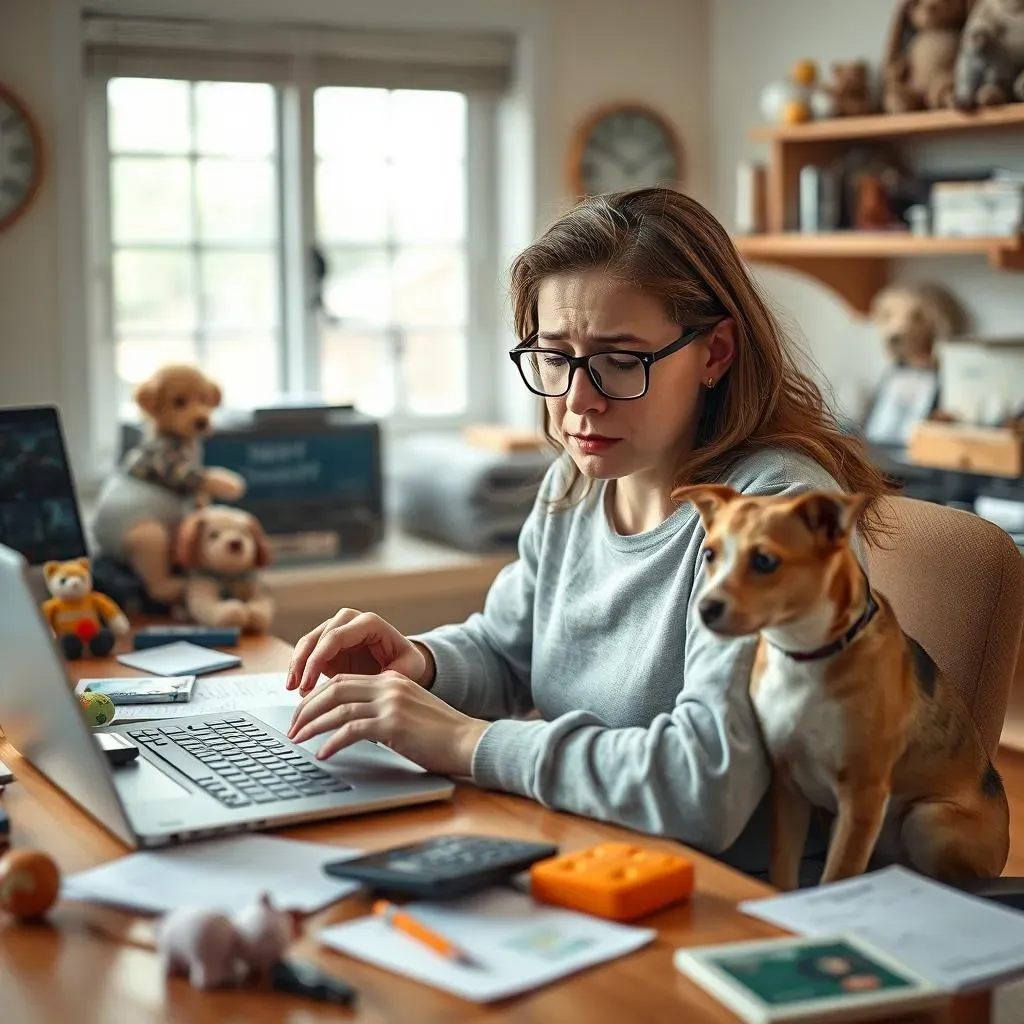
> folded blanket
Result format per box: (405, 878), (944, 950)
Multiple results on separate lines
(389, 434), (555, 551)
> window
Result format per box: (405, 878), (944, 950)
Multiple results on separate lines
(86, 18), (510, 431)
(106, 78), (282, 414)
(315, 87), (469, 417)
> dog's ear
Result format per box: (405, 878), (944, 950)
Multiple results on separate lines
(791, 491), (869, 545)
(673, 484), (740, 528)
(174, 511), (206, 570)
(204, 378), (222, 408)
(248, 515), (273, 568)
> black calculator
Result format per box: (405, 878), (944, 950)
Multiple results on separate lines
(322, 834), (559, 900)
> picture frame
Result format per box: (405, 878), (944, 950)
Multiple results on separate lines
(863, 367), (940, 448)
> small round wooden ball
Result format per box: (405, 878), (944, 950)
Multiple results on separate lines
(0, 849), (61, 919)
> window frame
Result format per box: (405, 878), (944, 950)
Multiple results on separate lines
(85, 64), (499, 473)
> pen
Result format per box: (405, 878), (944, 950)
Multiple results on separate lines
(372, 899), (479, 967)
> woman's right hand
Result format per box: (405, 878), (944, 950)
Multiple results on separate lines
(284, 609), (432, 696)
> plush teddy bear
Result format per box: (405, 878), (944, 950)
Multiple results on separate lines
(869, 283), (970, 369)
(827, 61), (878, 116)
(89, 365), (246, 607)
(41, 557), (130, 659)
(954, 0), (1024, 106)
(175, 505), (275, 633)
(883, 0), (972, 112)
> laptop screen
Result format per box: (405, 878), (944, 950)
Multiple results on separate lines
(0, 405), (88, 565)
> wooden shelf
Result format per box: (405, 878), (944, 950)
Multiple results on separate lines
(744, 103), (1024, 312)
(737, 232), (1022, 258)
(735, 233), (1024, 315)
(751, 103), (1024, 143)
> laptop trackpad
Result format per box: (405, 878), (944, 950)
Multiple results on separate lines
(114, 755), (193, 803)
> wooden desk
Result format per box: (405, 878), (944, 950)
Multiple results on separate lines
(0, 636), (990, 1023)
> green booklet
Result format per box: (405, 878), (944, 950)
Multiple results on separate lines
(674, 934), (946, 1023)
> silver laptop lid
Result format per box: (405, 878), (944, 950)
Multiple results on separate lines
(0, 543), (136, 846)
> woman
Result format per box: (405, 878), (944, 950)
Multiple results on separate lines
(284, 187), (893, 880)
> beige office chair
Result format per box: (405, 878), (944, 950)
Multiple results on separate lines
(865, 495), (1024, 759)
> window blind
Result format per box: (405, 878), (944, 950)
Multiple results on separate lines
(82, 13), (516, 92)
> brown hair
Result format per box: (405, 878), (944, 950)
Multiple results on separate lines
(508, 188), (896, 544)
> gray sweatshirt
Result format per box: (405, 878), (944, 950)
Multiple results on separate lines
(411, 447), (845, 875)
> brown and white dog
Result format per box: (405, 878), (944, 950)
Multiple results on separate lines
(676, 484), (1009, 890)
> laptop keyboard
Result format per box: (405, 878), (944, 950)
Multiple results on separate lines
(127, 715), (352, 809)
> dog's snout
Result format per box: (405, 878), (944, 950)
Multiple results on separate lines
(194, 415), (209, 432)
(227, 538), (244, 554)
(699, 598), (727, 628)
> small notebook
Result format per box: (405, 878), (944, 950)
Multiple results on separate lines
(116, 641), (242, 677)
(674, 933), (945, 1024)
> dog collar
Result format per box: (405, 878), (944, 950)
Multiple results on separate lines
(771, 587), (880, 663)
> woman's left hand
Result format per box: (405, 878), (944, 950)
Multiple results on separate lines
(286, 672), (490, 777)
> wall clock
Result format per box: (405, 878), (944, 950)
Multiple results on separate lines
(0, 83), (43, 233)
(568, 103), (684, 198)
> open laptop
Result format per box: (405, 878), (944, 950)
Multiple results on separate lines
(0, 543), (454, 848)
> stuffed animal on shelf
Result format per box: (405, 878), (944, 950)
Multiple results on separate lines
(869, 282), (970, 369)
(882, 0), (972, 112)
(826, 60), (878, 116)
(954, 0), (1024, 107)
(89, 365), (246, 608)
(41, 558), (130, 659)
(175, 505), (275, 633)
(157, 892), (301, 990)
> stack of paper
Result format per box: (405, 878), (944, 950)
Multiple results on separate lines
(317, 889), (656, 1002)
(61, 835), (362, 914)
(740, 865), (1024, 993)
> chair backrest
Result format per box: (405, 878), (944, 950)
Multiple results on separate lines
(865, 496), (1024, 756)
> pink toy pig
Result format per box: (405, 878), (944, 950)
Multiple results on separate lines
(157, 892), (302, 990)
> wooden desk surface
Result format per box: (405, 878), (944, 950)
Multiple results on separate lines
(0, 635), (989, 1023)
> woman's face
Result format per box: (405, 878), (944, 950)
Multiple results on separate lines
(535, 270), (733, 484)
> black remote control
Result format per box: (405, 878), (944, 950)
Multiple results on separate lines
(323, 834), (559, 900)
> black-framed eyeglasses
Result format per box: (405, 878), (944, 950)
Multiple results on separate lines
(508, 327), (706, 401)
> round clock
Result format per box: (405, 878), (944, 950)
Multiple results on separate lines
(568, 103), (683, 197)
(0, 83), (43, 233)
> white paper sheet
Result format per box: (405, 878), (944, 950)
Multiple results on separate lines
(61, 834), (362, 914)
(317, 889), (656, 1003)
(740, 865), (1024, 993)
(76, 672), (298, 721)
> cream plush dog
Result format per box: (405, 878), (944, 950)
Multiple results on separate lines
(175, 505), (275, 633)
(868, 283), (968, 370)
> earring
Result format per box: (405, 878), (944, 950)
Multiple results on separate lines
(705, 377), (715, 389)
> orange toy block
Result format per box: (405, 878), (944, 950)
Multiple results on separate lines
(529, 842), (694, 922)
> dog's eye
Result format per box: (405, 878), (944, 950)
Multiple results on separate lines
(172, 395), (187, 408)
(208, 530), (220, 541)
(703, 546), (716, 564)
(750, 549), (780, 575)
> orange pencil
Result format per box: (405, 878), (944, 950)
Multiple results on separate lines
(372, 899), (478, 967)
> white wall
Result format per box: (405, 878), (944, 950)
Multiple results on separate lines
(0, 0), (710, 477)
(711, 0), (1024, 421)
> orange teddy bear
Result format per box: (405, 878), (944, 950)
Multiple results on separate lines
(41, 558), (130, 660)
